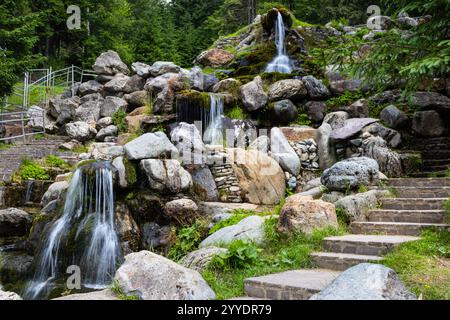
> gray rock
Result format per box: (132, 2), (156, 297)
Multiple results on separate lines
(323, 111), (350, 130)
(362, 123), (402, 149)
(303, 177), (323, 192)
(41, 181), (69, 206)
(53, 289), (118, 300)
(124, 90), (149, 108)
(340, 99), (370, 118)
(124, 132), (178, 160)
(363, 136), (403, 177)
(114, 251), (215, 300)
(27, 106), (59, 133)
(0, 208), (32, 237)
(132, 62), (152, 78)
(0, 252), (33, 283)
(240, 76), (268, 111)
(96, 117), (113, 129)
(203, 73), (220, 91)
(335, 190), (390, 222)
(190, 166), (218, 201)
(200, 215), (269, 248)
(92, 50), (129, 75)
(89, 142), (124, 161)
(170, 122), (205, 165)
(310, 263), (416, 300)
(49, 97), (80, 125)
(144, 73), (179, 93)
(410, 92), (450, 112)
(270, 127), (301, 176)
(212, 78), (241, 94)
(249, 135), (270, 153)
(380, 105), (408, 129)
(0, 289), (22, 300)
(104, 73), (131, 93)
(164, 199), (199, 225)
(268, 79), (308, 102)
(302, 76), (330, 100)
(274, 99), (298, 124)
(112, 156), (128, 188)
(78, 80), (103, 96)
(100, 96), (128, 118)
(65, 121), (97, 141)
(321, 157), (380, 192)
(367, 15), (395, 30)
(123, 75), (145, 93)
(330, 118), (379, 140)
(304, 101), (326, 123)
(187, 66), (204, 91)
(317, 123), (336, 170)
(140, 159), (192, 193)
(96, 125), (118, 142)
(180, 247), (228, 272)
(412, 111), (446, 137)
(149, 61), (181, 77)
(75, 95), (103, 123)
(397, 16), (418, 29)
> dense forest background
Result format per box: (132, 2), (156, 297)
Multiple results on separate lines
(1, 0), (445, 96)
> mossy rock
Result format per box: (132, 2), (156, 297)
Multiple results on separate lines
(232, 43), (276, 77)
(126, 192), (165, 225)
(261, 8), (293, 34)
(123, 158), (138, 187)
(176, 90), (211, 109)
(0, 252), (34, 284)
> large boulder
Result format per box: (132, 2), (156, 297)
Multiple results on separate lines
(164, 199), (199, 225)
(180, 247), (228, 272)
(323, 111), (350, 130)
(329, 79), (361, 95)
(170, 122), (205, 165)
(140, 159), (192, 193)
(89, 142), (124, 160)
(144, 73), (179, 93)
(330, 118), (378, 141)
(0, 289), (22, 300)
(190, 166), (219, 201)
(278, 195), (338, 234)
(412, 111), (445, 137)
(304, 101), (326, 123)
(124, 90), (149, 108)
(240, 76), (268, 111)
(200, 215), (269, 248)
(114, 251), (215, 300)
(335, 190), (390, 222)
(0, 208), (32, 237)
(131, 62), (152, 78)
(92, 50), (129, 75)
(270, 128), (301, 176)
(362, 136), (402, 177)
(410, 91), (450, 113)
(361, 123), (402, 149)
(96, 125), (118, 142)
(274, 99), (298, 124)
(49, 97), (80, 125)
(41, 181), (69, 206)
(340, 99), (370, 118)
(317, 123), (336, 170)
(115, 203), (141, 253)
(302, 76), (330, 100)
(100, 96), (128, 118)
(321, 157), (380, 192)
(195, 49), (235, 67)
(268, 79), (307, 102)
(149, 61), (181, 77)
(228, 148), (285, 205)
(27, 106), (59, 133)
(213, 78), (241, 94)
(65, 121), (97, 142)
(379, 105), (408, 129)
(74, 94), (103, 123)
(124, 132), (178, 160)
(310, 263), (416, 300)
(78, 80), (103, 96)
(104, 73), (131, 93)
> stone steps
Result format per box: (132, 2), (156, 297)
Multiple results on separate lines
(422, 165), (450, 172)
(367, 210), (447, 224)
(390, 187), (450, 198)
(423, 159), (450, 166)
(321, 234), (421, 256)
(410, 171), (449, 178)
(381, 198), (446, 210)
(350, 221), (449, 236)
(244, 269), (341, 300)
(311, 252), (383, 271)
(387, 178), (450, 187)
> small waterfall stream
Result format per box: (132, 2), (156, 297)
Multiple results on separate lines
(204, 93), (224, 146)
(265, 11), (293, 74)
(25, 161), (121, 299)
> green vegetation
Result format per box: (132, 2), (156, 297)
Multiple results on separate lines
(382, 230), (450, 300)
(112, 109), (128, 133)
(225, 105), (247, 120)
(45, 155), (71, 170)
(202, 216), (346, 299)
(168, 220), (210, 261)
(325, 90), (364, 111)
(293, 113), (312, 126)
(12, 158), (50, 182)
(110, 280), (139, 300)
(444, 197), (450, 220)
(209, 213), (252, 235)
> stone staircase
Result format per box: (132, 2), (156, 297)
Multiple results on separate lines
(411, 137), (450, 177)
(0, 135), (74, 182)
(240, 177), (449, 300)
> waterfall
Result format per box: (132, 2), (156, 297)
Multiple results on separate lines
(24, 161), (121, 299)
(204, 93), (224, 146)
(265, 11), (293, 74)
(24, 180), (34, 205)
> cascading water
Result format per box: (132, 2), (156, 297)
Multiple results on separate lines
(24, 161), (121, 299)
(265, 11), (293, 74)
(204, 93), (224, 146)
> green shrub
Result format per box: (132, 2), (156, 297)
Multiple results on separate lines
(112, 109), (128, 133)
(209, 240), (262, 270)
(13, 158), (50, 182)
(293, 113), (312, 126)
(209, 213), (251, 235)
(168, 221), (209, 261)
(45, 155), (71, 170)
(326, 90), (364, 111)
(226, 105), (247, 120)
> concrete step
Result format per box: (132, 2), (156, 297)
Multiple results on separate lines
(244, 269), (340, 300)
(311, 252), (383, 271)
(322, 234), (420, 256)
(387, 178), (450, 187)
(351, 221), (449, 236)
(368, 210), (447, 224)
(381, 198), (446, 210)
(391, 187), (450, 198)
